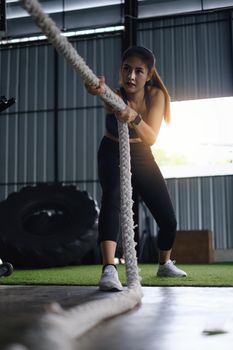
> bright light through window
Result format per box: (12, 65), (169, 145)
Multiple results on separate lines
(151, 96), (233, 178)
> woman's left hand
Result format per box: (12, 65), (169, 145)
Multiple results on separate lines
(114, 106), (137, 123)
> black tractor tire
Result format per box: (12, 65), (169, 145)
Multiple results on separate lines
(0, 262), (14, 277)
(0, 183), (99, 268)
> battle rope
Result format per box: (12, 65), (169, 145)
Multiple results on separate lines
(11, 1), (143, 349)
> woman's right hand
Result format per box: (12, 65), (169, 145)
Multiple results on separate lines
(115, 105), (138, 124)
(85, 76), (106, 96)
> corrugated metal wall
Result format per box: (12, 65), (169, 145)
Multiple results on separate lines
(140, 175), (233, 250)
(0, 8), (232, 251)
(0, 43), (55, 199)
(57, 35), (122, 200)
(168, 176), (233, 248)
(0, 33), (122, 201)
(138, 10), (233, 100)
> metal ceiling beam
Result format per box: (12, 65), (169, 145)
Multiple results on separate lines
(122, 0), (138, 52)
(0, 0), (6, 37)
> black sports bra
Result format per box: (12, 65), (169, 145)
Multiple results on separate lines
(105, 86), (150, 138)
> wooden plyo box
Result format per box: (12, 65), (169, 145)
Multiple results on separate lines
(172, 230), (214, 263)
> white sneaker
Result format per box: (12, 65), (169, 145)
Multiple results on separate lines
(157, 260), (187, 277)
(99, 265), (123, 292)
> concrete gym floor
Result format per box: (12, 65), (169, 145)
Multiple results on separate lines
(0, 285), (233, 349)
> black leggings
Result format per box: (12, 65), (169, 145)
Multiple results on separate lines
(98, 136), (177, 251)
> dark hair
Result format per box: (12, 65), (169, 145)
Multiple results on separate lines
(121, 46), (171, 123)
(122, 46), (156, 70)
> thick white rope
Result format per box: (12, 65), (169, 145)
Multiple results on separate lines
(23, 289), (142, 350)
(13, 1), (143, 349)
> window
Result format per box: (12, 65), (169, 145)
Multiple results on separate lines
(152, 97), (233, 178)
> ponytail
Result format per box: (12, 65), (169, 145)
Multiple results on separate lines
(149, 67), (171, 124)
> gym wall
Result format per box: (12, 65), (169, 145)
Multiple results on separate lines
(0, 3), (232, 253)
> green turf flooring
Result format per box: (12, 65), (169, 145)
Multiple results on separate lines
(0, 263), (232, 287)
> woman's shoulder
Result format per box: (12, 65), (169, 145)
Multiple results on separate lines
(148, 85), (164, 97)
(148, 86), (165, 103)
(147, 86), (165, 111)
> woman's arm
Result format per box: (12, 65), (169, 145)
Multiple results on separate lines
(85, 76), (106, 95)
(132, 88), (165, 145)
(85, 78), (165, 145)
(85, 76), (118, 113)
(115, 88), (165, 146)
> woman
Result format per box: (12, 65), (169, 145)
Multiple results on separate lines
(86, 46), (187, 291)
